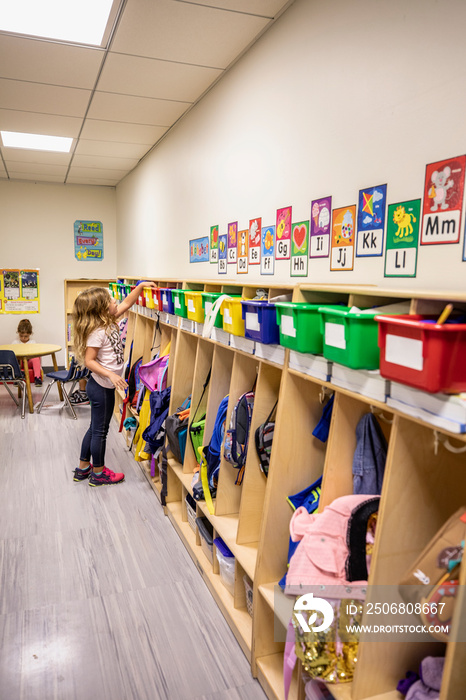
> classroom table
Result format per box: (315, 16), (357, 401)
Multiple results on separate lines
(0, 343), (62, 414)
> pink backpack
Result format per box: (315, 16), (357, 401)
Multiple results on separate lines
(139, 355), (169, 392)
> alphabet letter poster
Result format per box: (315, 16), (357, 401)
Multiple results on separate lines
(330, 206), (356, 271)
(290, 220), (309, 277)
(421, 155), (465, 245)
(310, 196), (331, 258)
(356, 184), (387, 257)
(260, 225), (275, 275)
(385, 199), (420, 277)
(227, 222), (237, 264)
(275, 206), (292, 260)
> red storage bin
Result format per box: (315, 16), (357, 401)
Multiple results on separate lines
(376, 314), (466, 394)
(152, 288), (162, 311)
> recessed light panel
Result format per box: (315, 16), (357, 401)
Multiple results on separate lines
(1, 131), (73, 153)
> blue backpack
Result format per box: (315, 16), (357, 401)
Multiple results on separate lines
(224, 390), (255, 485)
(193, 395), (229, 502)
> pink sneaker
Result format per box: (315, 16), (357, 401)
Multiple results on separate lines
(89, 466), (125, 487)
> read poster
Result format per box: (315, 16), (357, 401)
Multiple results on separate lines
(74, 220), (104, 260)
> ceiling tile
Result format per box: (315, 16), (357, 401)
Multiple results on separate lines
(0, 108), (82, 138)
(0, 78), (91, 118)
(87, 91), (190, 126)
(67, 165), (129, 180)
(1, 147), (72, 165)
(71, 153), (138, 170)
(66, 177), (117, 187)
(3, 161), (68, 176)
(0, 35), (104, 89)
(80, 119), (168, 144)
(7, 171), (65, 183)
(173, 0), (289, 16)
(75, 139), (151, 159)
(112, 0), (269, 68)
(99, 52), (223, 102)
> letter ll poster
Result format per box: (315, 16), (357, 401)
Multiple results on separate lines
(421, 155), (466, 245)
(218, 234), (227, 274)
(261, 225), (275, 275)
(330, 205), (356, 271)
(210, 225), (219, 263)
(290, 221), (309, 277)
(249, 217), (261, 265)
(310, 197), (331, 258)
(227, 221), (237, 264)
(385, 199), (421, 277)
(275, 206), (292, 260)
(356, 184), (387, 257)
(237, 229), (248, 274)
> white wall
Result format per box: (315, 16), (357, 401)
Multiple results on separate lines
(0, 180), (117, 366)
(116, 0), (466, 292)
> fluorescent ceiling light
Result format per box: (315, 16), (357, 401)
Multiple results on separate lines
(0, 0), (116, 46)
(1, 131), (73, 153)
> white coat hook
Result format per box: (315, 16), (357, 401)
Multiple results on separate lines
(433, 430), (441, 457)
(433, 431), (466, 455)
(370, 405), (393, 424)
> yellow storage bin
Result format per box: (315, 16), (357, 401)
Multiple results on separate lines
(185, 291), (205, 323)
(144, 286), (154, 309)
(222, 297), (245, 336)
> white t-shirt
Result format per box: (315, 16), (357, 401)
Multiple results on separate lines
(87, 325), (124, 389)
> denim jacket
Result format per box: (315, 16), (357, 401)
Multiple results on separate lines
(352, 413), (387, 496)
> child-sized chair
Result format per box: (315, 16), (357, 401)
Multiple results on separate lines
(37, 359), (90, 420)
(0, 349), (27, 419)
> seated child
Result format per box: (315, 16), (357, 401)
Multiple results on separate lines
(12, 318), (42, 386)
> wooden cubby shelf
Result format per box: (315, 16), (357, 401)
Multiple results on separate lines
(112, 277), (466, 700)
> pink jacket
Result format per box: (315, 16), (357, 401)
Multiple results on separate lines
(285, 494), (379, 599)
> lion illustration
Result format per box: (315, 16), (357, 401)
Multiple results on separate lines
(393, 205), (416, 237)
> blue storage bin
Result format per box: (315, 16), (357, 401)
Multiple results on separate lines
(160, 288), (175, 314)
(241, 300), (280, 344)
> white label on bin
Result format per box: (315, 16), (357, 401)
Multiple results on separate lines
(281, 314), (296, 338)
(385, 334), (423, 371)
(325, 322), (346, 349)
(188, 298), (195, 313)
(224, 308), (232, 325)
(162, 293), (168, 305)
(205, 301), (213, 316)
(174, 297), (181, 309)
(246, 312), (261, 332)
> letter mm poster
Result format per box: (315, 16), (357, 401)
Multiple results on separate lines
(385, 199), (420, 277)
(356, 184), (387, 257)
(421, 155), (466, 246)
(330, 205), (356, 271)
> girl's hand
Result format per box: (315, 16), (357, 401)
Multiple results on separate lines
(139, 281), (157, 290)
(109, 372), (127, 391)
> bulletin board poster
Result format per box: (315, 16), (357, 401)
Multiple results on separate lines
(227, 222), (237, 264)
(290, 220), (309, 277)
(421, 155), (466, 246)
(385, 199), (421, 277)
(310, 196), (331, 258)
(330, 206), (356, 271)
(210, 225), (219, 264)
(261, 225), (275, 275)
(249, 217), (261, 265)
(0, 269), (40, 313)
(218, 234), (227, 274)
(237, 230), (249, 274)
(74, 220), (104, 260)
(356, 184), (387, 257)
(189, 236), (209, 263)
(275, 206), (292, 260)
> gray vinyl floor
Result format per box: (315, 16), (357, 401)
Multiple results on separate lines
(0, 385), (267, 700)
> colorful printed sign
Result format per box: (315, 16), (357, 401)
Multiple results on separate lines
(356, 184), (387, 257)
(310, 197), (331, 258)
(0, 269), (40, 313)
(210, 225), (219, 264)
(74, 220), (103, 260)
(290, 220), (309, 277)
(218, 234), (227, 274)
(261, 225), (275, 275)
(330, 205), (356, 271)
(385, 199), (421, 277)
(421, 155), (466, 245)
(249, 217), (261, 265)
(227, 221), (237, 264)
(189, 236), (209, 263)
(275, 206), (292, 260)
(237, 229), (248, 274)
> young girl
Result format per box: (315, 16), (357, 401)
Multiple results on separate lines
(12, 318), (42, 386)
(72, 282), (157, 486)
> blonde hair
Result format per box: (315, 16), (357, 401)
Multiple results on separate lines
(17, 318), (33, 335)
(72, 287), (116, 364)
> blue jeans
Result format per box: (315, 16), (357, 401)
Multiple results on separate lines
(80, 375), (115, 469)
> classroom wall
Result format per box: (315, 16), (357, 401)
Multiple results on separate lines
(116, 0), (466, 292)
(0, 180), (117, 366)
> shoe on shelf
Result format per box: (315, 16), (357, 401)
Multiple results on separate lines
(34, 377), (43, 386)
(89, 467), (125, 487)
(69, 391), (90, 406)
(73, 464), (92, 481)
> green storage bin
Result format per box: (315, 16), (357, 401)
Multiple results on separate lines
(202, 292), (223, 329)
(172, 289), (188, 318)
(275, 302), (323, 353)
(318, 305), (380, 369)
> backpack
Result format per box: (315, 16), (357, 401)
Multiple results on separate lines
(224, 390), (255, 485)
(193, 395), (229, 504)
(139, 354), (169, 393)
(119, 356), (143, 431)
(142, 385), (172, 455)
(254, 400), (277, 477)
(165, 396), (191, 464)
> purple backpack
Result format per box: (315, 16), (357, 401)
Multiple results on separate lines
(139, 355), (169, 392)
